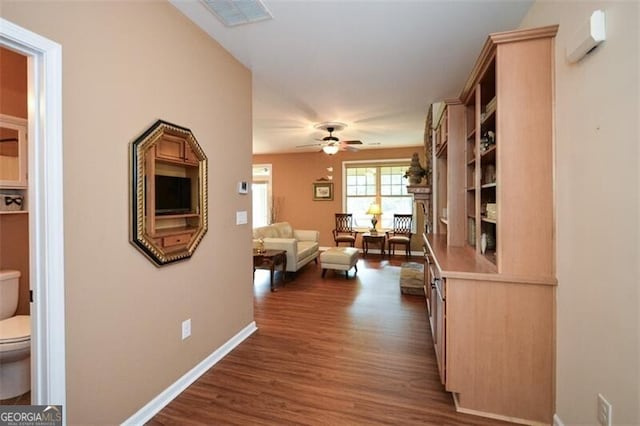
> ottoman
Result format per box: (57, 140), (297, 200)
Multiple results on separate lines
(399, 262), (425, 295)
(320, 247), (359, 279)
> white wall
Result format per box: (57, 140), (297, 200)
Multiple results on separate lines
(520, 2), (639, 424)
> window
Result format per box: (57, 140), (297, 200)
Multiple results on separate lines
(344, 162), (413, 229)
(252, 182), (268, 227)
(252, 164), (271, 227)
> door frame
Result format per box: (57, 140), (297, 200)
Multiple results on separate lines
(0, 18), (66, 412)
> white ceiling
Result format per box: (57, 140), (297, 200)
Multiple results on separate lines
(171, 0), (533, 154)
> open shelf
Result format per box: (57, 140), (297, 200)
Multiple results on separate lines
(0, 210), (28, 215)
(152, 225), (199, 238)
(155, 212), (199, 220)
(466, 128), (476, 140)
(481, 107), (496, 125)
(435, 140), (448, 158)
(481, 182), (497, 189)
(155, 157), (199, 168)
(481, 249), (497, 264)
(440, 217), (449, 225)
(480, 145), (496, 162)
(481, 217), (497, 224)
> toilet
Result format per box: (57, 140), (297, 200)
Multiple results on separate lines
(0, 270), (30, 400)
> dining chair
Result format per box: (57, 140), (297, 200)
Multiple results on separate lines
(386, 214), (413, 260)
(332, 213), (358, 247)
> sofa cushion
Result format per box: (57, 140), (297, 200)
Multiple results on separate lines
(298, 240), (319, 260)
(272, 222), (293, 238)
(253, 226), (279, 239)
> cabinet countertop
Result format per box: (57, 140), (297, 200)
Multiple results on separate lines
(424, 233), (556, 285)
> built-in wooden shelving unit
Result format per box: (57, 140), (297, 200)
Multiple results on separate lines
(423, 25), (558, 425)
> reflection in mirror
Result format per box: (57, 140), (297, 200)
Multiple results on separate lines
(0, 126), (20, 182)
(130, 120), (208, 266)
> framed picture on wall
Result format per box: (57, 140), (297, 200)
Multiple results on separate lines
(313, 181), (333, 201)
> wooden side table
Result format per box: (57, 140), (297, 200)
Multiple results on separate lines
(253, 249), (287, 291)
(362, 233), (386, 257)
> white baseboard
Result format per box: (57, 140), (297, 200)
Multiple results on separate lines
(121, 321), (257, 425)
(553, 414), (565, 426)
(452, 393), (549, 426)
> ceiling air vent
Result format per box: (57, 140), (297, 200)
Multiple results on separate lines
(202, 0), (273, 27)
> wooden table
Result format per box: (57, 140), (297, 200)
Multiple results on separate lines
(362, 233), (386, 257)
(253, 249), (287, 292)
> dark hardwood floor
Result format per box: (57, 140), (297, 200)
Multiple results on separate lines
(0, 391), (30, 406)
(150, 255), (514, 425)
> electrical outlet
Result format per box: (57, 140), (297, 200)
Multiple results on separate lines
(597, 393), (612, 426)
(181, 319), (191, 340)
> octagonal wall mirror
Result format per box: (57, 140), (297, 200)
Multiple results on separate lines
(130, 120), (208, 266)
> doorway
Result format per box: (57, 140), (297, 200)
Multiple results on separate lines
(0, 18), (65, 411)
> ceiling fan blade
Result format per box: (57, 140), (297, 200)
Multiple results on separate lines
(342, 140), (363, 145)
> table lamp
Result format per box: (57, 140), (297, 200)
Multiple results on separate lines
(366, 203), (382, 233)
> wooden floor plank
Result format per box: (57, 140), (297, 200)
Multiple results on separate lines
(150, 256), (514, 425)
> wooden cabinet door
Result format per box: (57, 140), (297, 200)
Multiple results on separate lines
(156, 135), (184, 161)
(433, 277), (446, 385)
(424, 252), (432, 311)
(184, 143), (198, 164)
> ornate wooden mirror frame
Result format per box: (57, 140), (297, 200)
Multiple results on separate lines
(129, 120), (208, 266)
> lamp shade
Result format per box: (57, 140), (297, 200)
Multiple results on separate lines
(322, 144), (339, 155)
(366, 203), (382, 215)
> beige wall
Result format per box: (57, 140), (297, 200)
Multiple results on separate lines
(253, 147), (426, 250)
(0, 46), (29, 315)
(521, 2), (639, 424)
(1, 2), (253, 424)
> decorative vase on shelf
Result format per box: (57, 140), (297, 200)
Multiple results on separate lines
(480, 233), (487, 254)
(404, 152), (426, 185)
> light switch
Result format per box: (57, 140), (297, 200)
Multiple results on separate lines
(182, 319), (191, 340)
(236, 210), (248, 225)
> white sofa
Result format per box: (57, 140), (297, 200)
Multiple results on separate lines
(253, 222), (319, 273)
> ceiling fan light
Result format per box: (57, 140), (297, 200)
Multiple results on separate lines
(322, 145), (339, 155)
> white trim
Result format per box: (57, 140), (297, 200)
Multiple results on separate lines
(0, 17), (65, 415)
(341, 158), (412, 208)
(553, 414), (565, 426)
(342, 159), (418, 232)
(122, 321), (258, 425)
(452, 393), (548, 426)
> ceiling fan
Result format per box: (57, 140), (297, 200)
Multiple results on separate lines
(296, 122), (363, 155)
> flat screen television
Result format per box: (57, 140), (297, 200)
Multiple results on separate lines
(155, 175), (192, 215)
